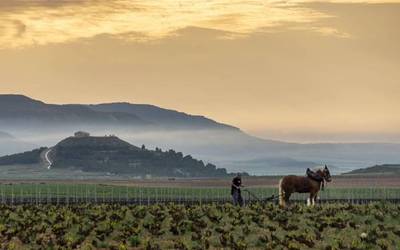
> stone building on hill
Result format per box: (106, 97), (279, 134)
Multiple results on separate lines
(74, 131), (90, 138)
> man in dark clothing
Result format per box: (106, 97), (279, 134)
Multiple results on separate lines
(231, 174), (244, 206)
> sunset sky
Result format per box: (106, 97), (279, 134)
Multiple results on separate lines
(0, 0), (399, 142)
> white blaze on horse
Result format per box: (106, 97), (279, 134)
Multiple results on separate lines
(278, 165), (332, 207)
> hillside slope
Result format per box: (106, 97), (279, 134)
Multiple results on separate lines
(0, 131), (14, 140)
(0, 147), (46, 165)
(2, 94), (400, 174)
(0, 131), (37, 157)
(343, 164), (400, 176)
(0, 95), (149, 128)
(0, 134), (232, 177)
(89, 103), (238, 130)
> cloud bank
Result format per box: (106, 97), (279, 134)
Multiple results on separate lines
(0, 0), (354, 49)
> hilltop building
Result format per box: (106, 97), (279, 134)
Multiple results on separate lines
(74, 131), (90, 138)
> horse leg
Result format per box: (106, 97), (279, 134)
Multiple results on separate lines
(284, 192), (291, 207)
(307, 194), (312, 207)
(308, 192), (316, 207)
(279, 178), (286, 208)
(279, 197), (285, 208)
(312, 192), (319, 206)
(279, 191), (291, 208)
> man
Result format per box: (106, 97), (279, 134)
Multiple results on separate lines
(231, 173), (244, 206)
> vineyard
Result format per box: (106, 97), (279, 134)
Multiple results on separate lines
(1, 203), (399, 249)
(0, 183), (400, 205)
(0, 183), (400, 249)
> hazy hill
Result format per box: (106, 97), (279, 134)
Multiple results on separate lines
(0, 131), (14, 139)
(0, 131), (37, 157)
(89, 103), (238, 130)
(0, 95), (237, 131)
(0, 94), (149, 129)
(1, 94), (400, 175)
(0, 134), (232, 177)
(343, 164), (400, 176)
(0, 94), (290, 167)
(218, 157), (328, 175)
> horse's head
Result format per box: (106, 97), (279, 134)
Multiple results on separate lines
(322, 165), (332, 182)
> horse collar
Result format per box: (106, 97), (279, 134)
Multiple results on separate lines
(306, 169), (324, 182)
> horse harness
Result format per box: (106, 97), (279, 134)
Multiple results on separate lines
(306, 168), (325, 190)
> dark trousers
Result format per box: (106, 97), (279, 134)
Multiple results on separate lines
(232, 189), (243, 206)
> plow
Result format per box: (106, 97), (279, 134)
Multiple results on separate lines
(243, 189), (278, 203)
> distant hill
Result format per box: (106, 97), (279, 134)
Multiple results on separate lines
(219, 157), (327, 175)
(0, 131), (37, 157)
(0, 94), (236, 131)
(343, 164), (400, 176)
(2, 94), (400, 175)
(0, 133), (234, 178)
(0, 131), (14, 139)
(0, 94), (149, 128)
(89, 103), (238, 130)
(0, 147), (47, 165)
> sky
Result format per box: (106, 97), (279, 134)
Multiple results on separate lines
(0, 0), (399, 143)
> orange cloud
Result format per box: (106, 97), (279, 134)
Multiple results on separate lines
(0, 0), (334, 49)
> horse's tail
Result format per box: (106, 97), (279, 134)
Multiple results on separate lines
(278, 178), (285, 207)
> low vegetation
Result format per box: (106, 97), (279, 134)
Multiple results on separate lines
(0, 203), (399, 249)
(0, 148), (46, 166)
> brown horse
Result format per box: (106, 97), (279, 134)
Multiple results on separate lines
(279, 165), (332, 207)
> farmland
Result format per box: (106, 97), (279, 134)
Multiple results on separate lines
(0, 176), (399, 249)
(0, 183), (400, 205)
(1, 203), (399, 249)
(0, 175), (400, 205)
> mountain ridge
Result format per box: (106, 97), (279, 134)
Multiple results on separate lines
(1, 94), (400, 175)
(89, 102), (239, 131)
(0, 94), (149, 127)
(0, 94), (239, 132)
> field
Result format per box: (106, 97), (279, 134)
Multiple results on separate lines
(1, 203), (399, 249)
(0, 175), (399, 205)
(0, 176), (399, 249)
(1, 183), (400, 205)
